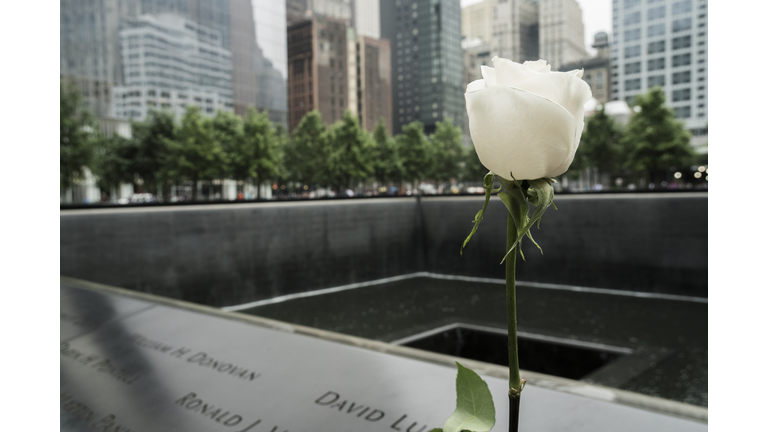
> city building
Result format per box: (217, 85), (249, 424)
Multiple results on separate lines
(287, 17), (356, 131)
(352, 0), (381, 38)
(559, 32), (611, 104)
(112, 14), (234, 120)
(461, 0), (496, 44)
(287, 0), (352, 26)
(380, 0), (464, 135)
(610, 0), (708, 146)
(490, 0), (539, 63)
(60, 0), (288, 125)
(539, 0), (588, 71)
(357, 35), (393, 134)
(286, 17), (392, 133)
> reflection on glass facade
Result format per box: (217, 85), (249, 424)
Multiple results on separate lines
(380, 0), (464, 135)
(60, 0), (288, 127)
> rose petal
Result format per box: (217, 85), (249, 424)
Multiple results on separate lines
(511, 72), (592, 120)
(492, 56), (539, 87)
(466, 78), (487, 93)
(466, 86), (576, 180)
(565, 68), (584, 79)
(481, 65), (496, 86)
(523, 59), (551, 73)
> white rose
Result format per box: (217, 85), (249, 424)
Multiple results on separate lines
(465, 56), (593, 180)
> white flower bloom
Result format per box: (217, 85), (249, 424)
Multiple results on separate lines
(465, 56), (592, 180)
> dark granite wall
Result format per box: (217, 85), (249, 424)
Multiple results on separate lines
(61, 193), (707, 306)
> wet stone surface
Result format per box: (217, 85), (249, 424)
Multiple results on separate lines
(238, 277), (707, 407)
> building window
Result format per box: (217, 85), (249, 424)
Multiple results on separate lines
(624, 28), (641, 42)
(673, 53), (692, 67)
(674, 106), (691, 118)
(673, 35), (692, 50)
(624, 45), (641, 58)
(672, 0), (692, 15)
(673, 18), (692, 32)
(672, 88), (691, 101)
(625, 62), (641, 74)
(648, 23), (665, 37)
(648, 6), (666, 21)
(624, 0), (641, 8)
(673, 71), (691, 84)
(624, 11), (641, 25)
(648, 57), (666, 71)
(625, 78), (641, 91)
(648, 75), (665, 87)
(596, 72), (604, 89)
(648, 41), (666, 54)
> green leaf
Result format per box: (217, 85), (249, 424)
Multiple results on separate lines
(429, 429), (444, 432)
(498, 177), (556, 264)
(443, 362), (496, 432)
(461, 172), (496, 255)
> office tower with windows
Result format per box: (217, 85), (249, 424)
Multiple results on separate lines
(60, 0), (287, 125)
(462, 0), (496, 44)
(357, 35), (393, 134)
(380, 0), (464, 135)
(112, 14), (234, 120)
(611, 0), (707, 145)
(539, 0), (588, 71)
(287, 0), (352, 26)
(491, 0), (539, 64)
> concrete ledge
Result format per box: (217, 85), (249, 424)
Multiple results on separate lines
(62, 276), (707, 424)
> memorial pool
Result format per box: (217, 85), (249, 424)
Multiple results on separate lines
(232, 275), (707, 407)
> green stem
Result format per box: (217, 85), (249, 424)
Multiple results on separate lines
(506, 211), (521, 389)
(506, 211), (522, 432)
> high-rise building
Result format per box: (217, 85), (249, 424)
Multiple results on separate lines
(286, 17), (392, 133)
(286, 0), (352, 26)
(380, 0), (464, 135)
(490, 0), (539, 63)
(611, 0), (707, 145)
(539, 0), (588, 71)
(357, 35), (393, 134)
(287, 17), (356, 131)
(461, 0), (496, 44)
(112, 14), (234, 120)
(60, 0), (287, 125)
(352, 0), (381, 38)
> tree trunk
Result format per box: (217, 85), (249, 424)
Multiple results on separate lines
(256, 179), (261, 200)
(193, 179), (199, 201)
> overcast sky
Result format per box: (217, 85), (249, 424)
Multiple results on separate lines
(460, 0), (612, 56)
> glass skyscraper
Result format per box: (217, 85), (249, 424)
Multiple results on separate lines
(60, 0), (288, 126)
(380, 0), (464, 135)
(611, 0), (707, 145)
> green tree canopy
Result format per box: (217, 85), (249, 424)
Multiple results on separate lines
(372, 118), (402, 185)
(623, 88), (694, 183)
(327, 110), (375, 191)
(132, 110), (177, 195)
(92, 133), (137, 197)
(429, 118), (464, 183)
(244, 108), (283, 198)
(396, 121), (430, 187)
(572, 107), (625, 174)
(462, 145), (489, 182)
(285, 110), (329, 187)
(60, 80), (95, 191)
(164, 106), (226, 200)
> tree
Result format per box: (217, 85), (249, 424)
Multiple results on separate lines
(327, 110), (375, 192)
(572, 107), (625, 174)
(164, 106), (226, 201)
(92, 133), (137, 199)
(395, 121), (430, 190)
(213, 110), (245, 183)
(372, 118), (402, 186)
(243, 108), (283, 199)
(132, 110), (177, 197)
(428, 118), (464, 184)
(285, 111), (329, 187)
(623, 88), (694, 185)
(462, 145), (488, 182)
(60, 80), (95, 193)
